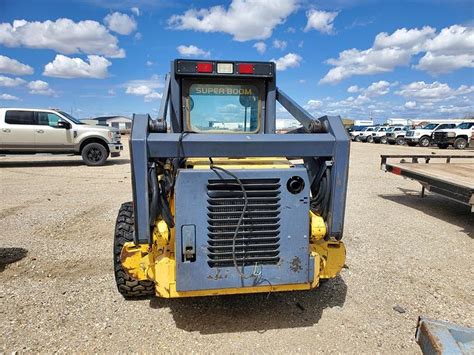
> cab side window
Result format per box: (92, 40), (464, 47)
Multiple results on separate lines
(5, 110), (35, 125)
(37, 112), (61, 127)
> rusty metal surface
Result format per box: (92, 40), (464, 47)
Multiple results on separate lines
(389, 163), (474, 189)
(415, 316), (474, 354)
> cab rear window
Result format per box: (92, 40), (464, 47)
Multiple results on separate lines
(5, 110), (35, 125)
(184, 82), (262, 133)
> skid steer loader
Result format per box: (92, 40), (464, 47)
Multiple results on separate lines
(114, 59), (350, 299)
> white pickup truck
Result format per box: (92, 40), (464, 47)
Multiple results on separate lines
(0, 108), (123, 165)
(431, 121), (474, 149)
(405, 123), (457, 147)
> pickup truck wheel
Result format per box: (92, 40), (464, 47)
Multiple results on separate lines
(396, 137), (405, 145)
(114, 202), (155, 299)
(354, 136), (361, 142)
(81, 142), (108, 166)
(419, 136), (431, 147)
(437, 143), (449, 149)
(366, 136), (374, 143)
(453, 137), (467, 150)
(380, 136), (387, 144)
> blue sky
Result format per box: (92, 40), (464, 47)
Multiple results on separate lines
(0, 0), (473, 123)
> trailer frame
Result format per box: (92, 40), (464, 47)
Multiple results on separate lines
(380, 154), (474, 211)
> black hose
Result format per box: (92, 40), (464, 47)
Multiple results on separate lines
(159, 180), (175, 228)
(321, 169), (332, 219)
(148, 166), (160, 228)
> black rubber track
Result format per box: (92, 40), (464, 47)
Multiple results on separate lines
(114, 202), (155, 299)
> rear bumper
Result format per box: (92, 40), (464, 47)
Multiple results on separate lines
(109, 143), (123, 157)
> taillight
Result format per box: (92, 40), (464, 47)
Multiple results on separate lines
(197, 62), (213, 73)
(238, 63), (254, 74)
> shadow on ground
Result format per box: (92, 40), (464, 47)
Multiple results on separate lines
(0, 247), (28, 272)
(379, 188), (473, 238)
(0, 158), (129, 168)
(149, 276), (347, 334)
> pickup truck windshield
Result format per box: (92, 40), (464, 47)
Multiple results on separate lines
(422, 123), (438, 130)
(457, 122), (474, 129)
(58, 111), (84, 124)
(186, 83), (260, 133)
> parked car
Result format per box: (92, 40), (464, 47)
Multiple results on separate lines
(348, 125), (373, 141)
(405, 123), (457, 147)
(353, 126), (376, 142)
(0, 108), (123, 165)
(431, 121), (474, 149)
(386, 126), (409, 145)
(370, 126), (390, 143)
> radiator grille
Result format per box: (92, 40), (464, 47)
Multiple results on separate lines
(206, 178), (281, 268)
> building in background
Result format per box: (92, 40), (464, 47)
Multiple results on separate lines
(82, 116), (132, 134)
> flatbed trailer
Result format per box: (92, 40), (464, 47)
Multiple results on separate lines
(380, 154), (474, 211)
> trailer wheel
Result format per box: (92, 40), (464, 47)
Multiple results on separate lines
(453, 137), (467, 150)
(114, 202), (155, 299)
(396, 137), (405, 145)
(437, 143), (449, 149)
(419, 136), (431, 147)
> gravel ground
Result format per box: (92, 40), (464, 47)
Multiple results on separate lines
(1, 140), (473, 353)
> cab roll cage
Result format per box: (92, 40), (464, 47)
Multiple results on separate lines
(130, 60), (350, 245)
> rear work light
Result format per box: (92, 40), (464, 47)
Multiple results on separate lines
(238, 63), (254, 74)
(217, 62), (233, 74)
(197, 62), (213, 73)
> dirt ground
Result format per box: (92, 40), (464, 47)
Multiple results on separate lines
(1, 140), (473, 353)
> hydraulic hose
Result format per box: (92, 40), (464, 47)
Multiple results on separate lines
(148, 166), (159, 228)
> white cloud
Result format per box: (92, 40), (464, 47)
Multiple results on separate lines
(134, 32), (142, 40)
(304, 9), (338, 34)
(272, 39), (287, 50)
(365, 80), (392, 97)
(27, 80), (55, 96)
(126, 85), (152, 95)
(104, 12), (137, 35)
(404, 101), (417, 109)
(146, 60), (154, 66)
(0, 75), (26, 87)
(131, 7), (140, 16)
(415, 25), (474, 74)
(43, 55), (111, 79)
(347, 85), (361, 93)
(168, 0), (298, 42)
(144, 92), (162, 102)
(320, 47), (413, 84)
(124, 75), (163, 102)
(415, 52), (474, 74)
(305, 99), (322, 110)
(396, 81), (474, 102)
(0, 93), (19, 100)
(271, 53), (302, 71)
(320, 25), (474, 83)
(176, 45), (210, 57)
(108, 89), (116, 96)
(0, 18), (125, 58)
(0, 55), (33, 75)
(253, 42), (266, 54)
(374, 26), (435, 50)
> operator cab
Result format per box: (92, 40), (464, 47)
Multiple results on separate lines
(172, 59), (275, 133)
